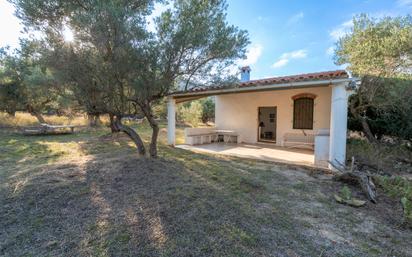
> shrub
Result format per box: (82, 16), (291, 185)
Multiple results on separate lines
(152, 99), (167, 119)
(178, 101), (202, 127)
(376, 176), (412, 227)
(200, 97), (215, 123)
(347, 138), (412, 174)
(340, 185), (352, 201)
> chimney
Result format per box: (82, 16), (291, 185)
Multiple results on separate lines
(240, 66), (251, 82)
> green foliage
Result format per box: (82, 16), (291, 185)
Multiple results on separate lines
(179, 101), (202, 127)
(340, 185), (352, 201)
(334, 14), (412, 142)
(346, 77), (412, 141)
(10, 0), (249, 155)
(335, 14), (412, 77)
(200, 97), (215, 123)
(0, 43), (69, 121)
(376, 176), (412, 227)
(177, 98), (215, 126)
(0, 82), (20, 115)
(347, 138), (412, 173)
(401, 197), (412, 226)
(152, 99), (168, 119)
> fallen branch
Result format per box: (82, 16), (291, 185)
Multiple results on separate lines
(330, 157), (377, 204)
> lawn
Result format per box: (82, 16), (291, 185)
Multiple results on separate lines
(1, 121), (411, 257)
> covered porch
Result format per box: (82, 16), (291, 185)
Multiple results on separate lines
(167, 69), (354, 170)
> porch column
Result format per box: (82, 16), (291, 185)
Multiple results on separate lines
(329, 82), (349, 169)
(167, 96), (176, 146)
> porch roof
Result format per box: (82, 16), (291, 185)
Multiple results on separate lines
(171, 70), (351, 102)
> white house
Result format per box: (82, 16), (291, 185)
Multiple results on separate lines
(167, 67), (354, 169)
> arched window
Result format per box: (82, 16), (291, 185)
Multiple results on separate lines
(292, 94), (316, 129)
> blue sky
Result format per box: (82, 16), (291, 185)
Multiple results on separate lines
(225, 0), (412, 79)
(1, 0), (412, 79)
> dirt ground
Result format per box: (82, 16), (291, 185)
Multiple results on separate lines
(1, 127), (411, 257)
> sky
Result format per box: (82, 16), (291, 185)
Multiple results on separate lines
(1, 0), (412, 79)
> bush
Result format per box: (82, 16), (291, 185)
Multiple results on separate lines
(200, 97), (215, 123)
(152, 99), (168, 119)
(178, 101), (202, 127)
(376, 176), (412, 227)
(347, 79), (412, 142)
(177, 98), (215, 126)
(347, 138), (412, 174)
(340, 185), (352, 201)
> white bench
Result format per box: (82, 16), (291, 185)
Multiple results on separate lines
(184, 128), (238, 145)
(283, 133), (315, 149)
(185, 128), (217, 145)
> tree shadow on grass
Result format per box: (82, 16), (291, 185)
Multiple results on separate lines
(1, 136), (410, 257)
(0, 145), (315, 256)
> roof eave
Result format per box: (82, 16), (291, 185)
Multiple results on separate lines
(171, 78), (353, 99)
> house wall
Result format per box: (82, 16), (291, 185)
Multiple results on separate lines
(215, 86), (332, 145)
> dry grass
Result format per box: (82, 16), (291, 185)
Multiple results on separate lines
(1, 123), (411, 256)
(0, 112), (105, 127)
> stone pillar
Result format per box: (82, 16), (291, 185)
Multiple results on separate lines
(167, 96), (176, 146)
(329, 83), (349, 169)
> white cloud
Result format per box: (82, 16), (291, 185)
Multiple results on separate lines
(271, 49), (307, 68)
(287, 11), (304, 25)
(326, 46), (335, 56)
(239, 44), (263, 66)
(329, 20), (353, 41)
(397, 0), (412, 7)
(284, 49), (307, 59)
(272, 59), (289, 68)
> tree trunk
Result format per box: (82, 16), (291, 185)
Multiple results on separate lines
(360, 117), (377, 143)
(26, 105), (47, 124)
(95, 114), (101, 126)
(349, 101), (377, 143)
(109, 113), (120, 133)
(33, 112), (47, 124)
(88, 114), (101, 127)
(141, 104), (159, 158)
(6, 110), (16, 117)
(114, 116), (146, 156)
(88, 114), (95, 127)
(149, 120), (159, 158)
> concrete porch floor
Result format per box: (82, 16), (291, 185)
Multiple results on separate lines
(176, 143), (315, 167)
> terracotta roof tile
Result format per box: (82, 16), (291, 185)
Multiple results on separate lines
(174, 70), (349, 94)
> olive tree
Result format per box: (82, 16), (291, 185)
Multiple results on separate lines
(334, 14), (412, 142)
(11, 0), (248, 157)
(127, 0), (248, 157)
(0, 42), (61, 123)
